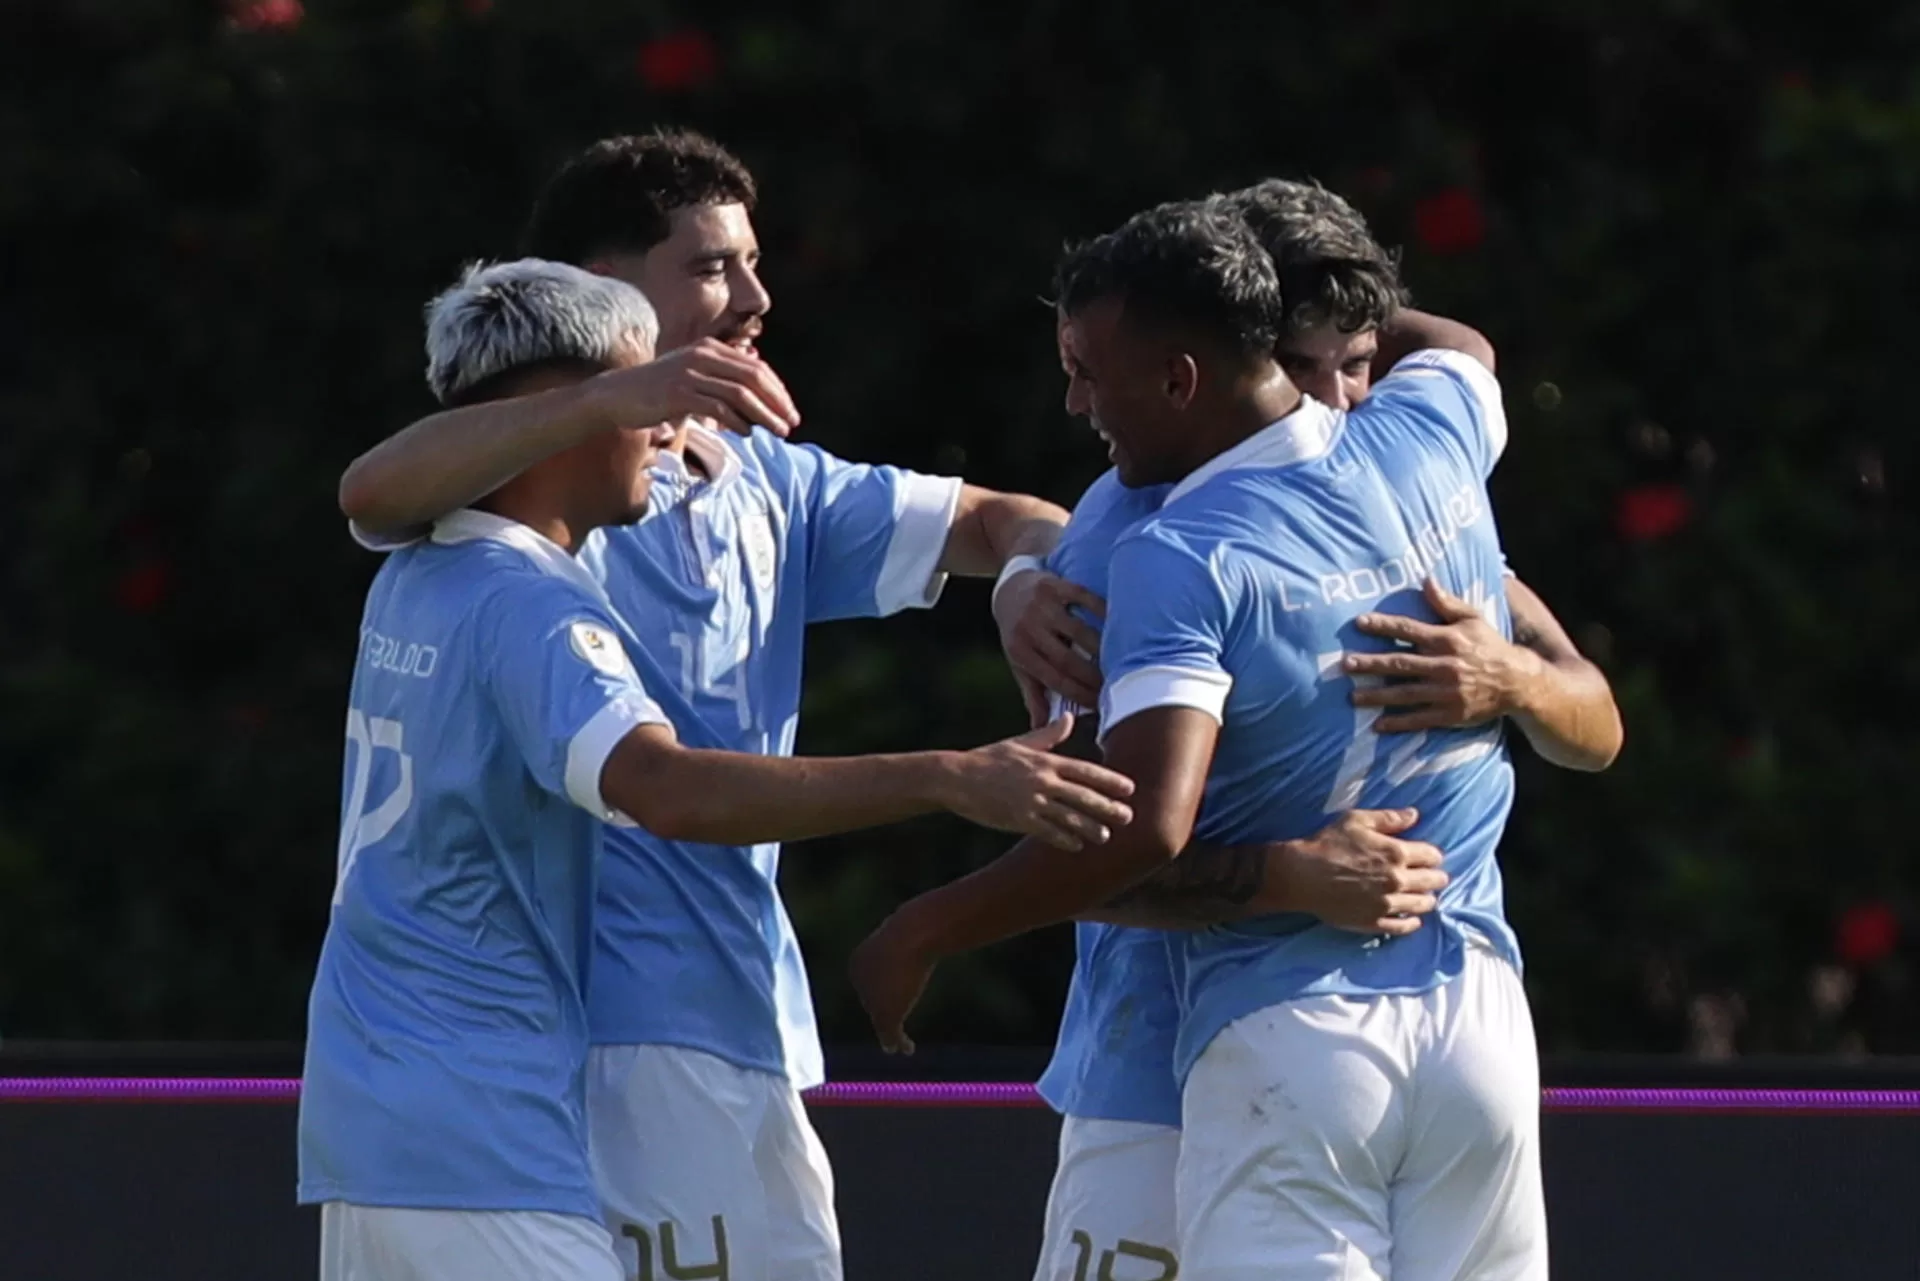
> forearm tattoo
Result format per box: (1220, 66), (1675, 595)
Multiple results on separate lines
(1105, 841), (1264, 925)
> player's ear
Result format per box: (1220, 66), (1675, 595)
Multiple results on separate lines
(1163, 353), (1200, 409)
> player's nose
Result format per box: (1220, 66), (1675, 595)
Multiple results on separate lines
(1306, 376), (1349, 410)
(732, 264), (772, 317)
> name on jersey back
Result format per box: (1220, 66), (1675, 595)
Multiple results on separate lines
(1275, 480), (1485, 614)
(359, 627), (439, 679)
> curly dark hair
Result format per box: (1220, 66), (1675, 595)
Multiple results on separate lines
(1053, 199), (1285, 358)
(520, 128), (757, 264)
(1221, 179), (1407, 337)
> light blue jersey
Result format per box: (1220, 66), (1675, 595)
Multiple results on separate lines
(300, 510), (671, 1217)
(1098, 350), (1518, 1082)
(1030, 469), (1185, 1128)
(581, 426), (960, 1088)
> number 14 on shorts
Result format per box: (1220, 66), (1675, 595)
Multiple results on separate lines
(623, 1217), (729, 1280)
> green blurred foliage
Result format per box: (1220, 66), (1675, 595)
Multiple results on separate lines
(1, 0), (1916, 1054)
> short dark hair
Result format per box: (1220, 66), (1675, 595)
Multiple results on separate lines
(520, 128), (757, 264)
(1222, 179), (1407, 337)
(1053, 199), (1284, 358)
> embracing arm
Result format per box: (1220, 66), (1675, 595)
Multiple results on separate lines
(1372, 308), (1496, 374)
(1500, 578), (1624, 771)
(1084, 807), (1447, 931)
(1346, 577), (1622, 773)
(340, 381), (609, 538)
(871, 708), (1213, 952)
(339, 341), (801, 539)
(938, 486), (1069, 578)
(596, 716), (1134, 850)
(848, 708), (1213, 1050)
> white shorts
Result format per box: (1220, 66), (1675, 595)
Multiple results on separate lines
(1177, 936), (1546, 1281)
(319, 1202), (622, 1281)
(586, 1043), (840, 1281)
(1033, 1116), (1181, 1281)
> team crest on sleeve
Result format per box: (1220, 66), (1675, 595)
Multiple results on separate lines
(568, 620), (632, 678)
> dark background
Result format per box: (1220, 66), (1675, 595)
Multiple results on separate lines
(2, 0), (1917, 1057)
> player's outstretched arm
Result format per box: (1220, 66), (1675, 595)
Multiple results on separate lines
(1345, 577), (1623, 772)
(1084, 808), (1450, 933)
(596, 715), (1134, 851)
(848, 706), (1215, 1053)
(338, 340), (800, 539)
(938, 488), (1069, 579)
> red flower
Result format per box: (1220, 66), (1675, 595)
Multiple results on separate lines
(637, 31), (719, 92)
(463, 0), (493, 14)
(1615, 483), (1692, 541)
(1778, 70), (1809, 91)
(116, 559), (172, 614)
(1412, 188), (1485, 254)
(1837, 902), (1899, 968)
(228, 0), (304, 31)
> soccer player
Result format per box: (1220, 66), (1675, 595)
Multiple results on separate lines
(1001, 182), (1620, 1280)
(853, 200), (1555, 1279)
(332, 130), (1125, 1281)
(302, 258), (1137, 1281)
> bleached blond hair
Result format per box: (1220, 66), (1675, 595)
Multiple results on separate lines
(424, 258), (658, 404)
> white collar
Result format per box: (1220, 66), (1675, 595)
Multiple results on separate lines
(1165, 396), (1342, 505)
(652, 422), (743, 489)
(430, 508), (610, 604)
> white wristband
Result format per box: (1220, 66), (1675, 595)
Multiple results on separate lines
(991, 553), (1047, 611)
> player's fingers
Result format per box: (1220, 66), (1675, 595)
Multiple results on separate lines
(1372, 707), (1470, 734)
(1395, 867), (1451, 894)
(689, 342), (801, 429)
(1423, 577), (1477, 621)
(1054, 614), (1104, 660)
(1018, 656), (1099, 715)
(1011, 713), (1074, 751)
(1347, 807), (1419, 833)
(1040, 576), (1109, 618)
(1383, 892), (1440, 918)
(1353, 612), (1445, 647)
(1345, 652), (1447, 681)
(1371, 915), (1425, 937)
(1039, 799), (1112, 847)
(1031, 813), (1085, 851)
(1393, 841), (1447, 869)
(1051, 653), (1103, 708)
(873, 1011), (912, 1055)
(691, 373), (790, 437)
(742, 365), (800, 430)
(1019, 629), (1102, 707)
(1050, 757), (1138, 802)
(1039, 778), (1134, 830)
